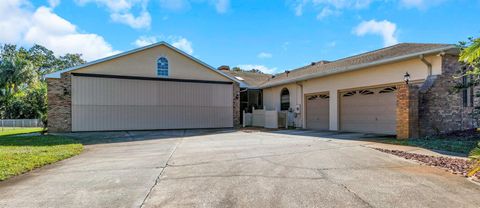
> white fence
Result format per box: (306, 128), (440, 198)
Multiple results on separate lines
(243, 108), (287, 129)
(0, 119), (43, 128)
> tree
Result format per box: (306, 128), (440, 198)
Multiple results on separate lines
(460, 37), (480, 65)
(231, 67), (265, 74)
(452, 37), (480, 92)
(0, 44), (85, 123)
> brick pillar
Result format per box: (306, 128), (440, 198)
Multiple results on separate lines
(396, 84), (419, 139)
(47, 73), (72, 132)
(232, 83), (241, 128)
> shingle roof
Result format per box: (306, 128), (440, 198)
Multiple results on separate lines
(260, 43), (457, 88)
(222, 70), (272, 88)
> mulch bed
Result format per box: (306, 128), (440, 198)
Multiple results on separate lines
(374, 148), (480, 181)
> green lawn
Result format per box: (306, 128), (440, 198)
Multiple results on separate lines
(378, 138), (480, 158)
(0, 135), (83, 181)
(0, 127), (44, 136)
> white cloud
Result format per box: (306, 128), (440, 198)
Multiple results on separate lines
(212, 0), (229, 13)
(133, 36), (157, 47)
(292, 0), (374, 18)
(0, 1), (119, 61)
(326, 41), (336, 47)
(171, 37), (193, 54)
(353, 19), (399, 47)
(237, 64), (278, 74)
(257, 52), (272, 59)
(293, 0), (308, 16)
(316, 7), (340, 19)
(132, 35), (193, 54)
(0, 0), (32, 43)
(158, 0), (230, 13)
(75, 0), (151, 29)
(400, 0), (445, 9)
(110, 11), (151, 29)
(48, 0), (60, 8)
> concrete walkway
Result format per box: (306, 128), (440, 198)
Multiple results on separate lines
(0, 130), (479, 208)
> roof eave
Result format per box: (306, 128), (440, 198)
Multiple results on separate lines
(260, 45), (458, 89)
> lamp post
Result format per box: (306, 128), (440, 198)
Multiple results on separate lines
(404, 72), (411, 84)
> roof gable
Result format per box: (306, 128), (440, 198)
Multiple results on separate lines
(46, 42), (238, 83)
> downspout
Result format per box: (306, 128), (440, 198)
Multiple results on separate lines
(420, 54), (432, 76)
(296, 82), (304, 128)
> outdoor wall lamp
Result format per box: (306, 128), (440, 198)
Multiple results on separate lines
(404, 72), (411, 84)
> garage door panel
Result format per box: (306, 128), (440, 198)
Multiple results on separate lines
(340, 87), (397, 135)
(306, 94), (329, 130)
(72, 76), (233, 131)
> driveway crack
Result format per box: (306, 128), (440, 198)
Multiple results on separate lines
(139, 134), (183, 208)
(315, 169), (374, 208)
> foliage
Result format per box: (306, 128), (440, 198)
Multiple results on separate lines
(232, 66), (265, 74)
(0, 135), (83, 181)
(459, 37), (480, 66)
(378, 137), (479, 155)
(456, 37), (480, 86)
(0, 44), (85, 124)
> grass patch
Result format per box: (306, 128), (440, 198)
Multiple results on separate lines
(377, 137), (479, 156)
(0, 128), (43, 136)
(0, 135), (83, 181)
(470, 142), (480, 159)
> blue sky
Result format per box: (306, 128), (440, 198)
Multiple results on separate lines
(1, 0), (479, 74)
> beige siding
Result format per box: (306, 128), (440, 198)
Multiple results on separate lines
(263, 55), (442, 131)
(74, 45), (230, 82)
(72, 76), (233, 131)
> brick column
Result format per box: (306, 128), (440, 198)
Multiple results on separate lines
(396, 84), (419, 139)
(47, 73), (72, 132)
(232, 83), (241, 128)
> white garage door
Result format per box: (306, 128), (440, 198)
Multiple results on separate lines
(71, 75), (233, 131)
(306, 94), (329, 130)
(340, 86), (397, 135)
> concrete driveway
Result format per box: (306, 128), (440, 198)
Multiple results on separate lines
(0, 130), (479, 208)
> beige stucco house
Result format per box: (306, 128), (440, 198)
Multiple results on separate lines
(47, 42), (476, 139)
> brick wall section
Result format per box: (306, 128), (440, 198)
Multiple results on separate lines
(418, 54), (478, 136)
(396, 84), (419, 139)
(233, 83), (241, 128)
(47, 73), (72, 132)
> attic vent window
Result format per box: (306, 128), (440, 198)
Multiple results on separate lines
(235, 76), (245, 81)
(379, 86), (397, 93)
(342, 91), (357, 97)
(359, 90), (374, 95)
(307, 95), (318, 100)
(319, 94), (330, 99)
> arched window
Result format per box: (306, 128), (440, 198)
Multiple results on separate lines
(280, 88), (290, 111)
(157, 57), (169, 77)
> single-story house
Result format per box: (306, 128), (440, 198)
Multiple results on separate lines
(47, 42), (477, 139)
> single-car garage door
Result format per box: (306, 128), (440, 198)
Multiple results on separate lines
(306, 93), (329, 130)
(71, 75), (233, 132)
(340, 86), (397, 135)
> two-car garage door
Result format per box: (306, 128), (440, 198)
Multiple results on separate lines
(71, 75), (233, 132)
(305, 86), (398, 135)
